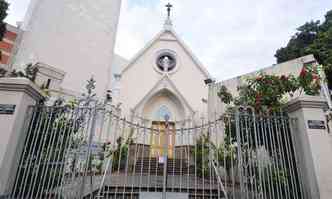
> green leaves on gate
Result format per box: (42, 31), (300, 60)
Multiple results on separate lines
(193, 134), (211, 178)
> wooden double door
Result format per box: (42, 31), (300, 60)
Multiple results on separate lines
(150, 121), (176, 159)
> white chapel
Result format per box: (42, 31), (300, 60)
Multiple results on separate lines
(10, 0), (331, 125)
(113, 8), (212, 125)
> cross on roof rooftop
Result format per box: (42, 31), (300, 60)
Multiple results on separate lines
(165, 3), (173, 18)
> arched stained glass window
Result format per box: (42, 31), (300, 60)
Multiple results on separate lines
(155, 105), (172, 121)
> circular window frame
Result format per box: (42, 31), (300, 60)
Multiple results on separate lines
(153, 49), (179, 75)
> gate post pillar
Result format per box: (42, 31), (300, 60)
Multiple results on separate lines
(286, 95), (332, 199)
(0, 78), (44, 197)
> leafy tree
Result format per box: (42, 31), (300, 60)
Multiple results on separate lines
(275, 21), (320, 63)
(275, 9), (332, 88)
(217, 85), (233, 104)
(0, 0), (8, 40)
(307, 23), (332, 87)
(320, 10), (332, 32)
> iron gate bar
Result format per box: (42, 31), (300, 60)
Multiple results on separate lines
(29, 107), (57, 198)
(276, 115), (290, 198)
(253, 113), (263, 199)
(11, 106), (38, 198)
(193, 121), (198, 199)
(281, 115), (298, 199)
(259, 116), (270, 199)
(9, 105), (308, 199)
(290, 118), (306, 199)
(22, 107), (48, 198)
(235, 110), (244, 198)
(57, 108), (79, 197)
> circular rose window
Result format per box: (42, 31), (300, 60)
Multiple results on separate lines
(156, 52), (177, 73)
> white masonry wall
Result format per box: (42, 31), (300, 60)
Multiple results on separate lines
(208, 55), (320, 118)
(13, 0), (122, 96)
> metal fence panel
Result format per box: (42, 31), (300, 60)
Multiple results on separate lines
(9, 106), (306, 199)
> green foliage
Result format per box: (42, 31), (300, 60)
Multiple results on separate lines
(92, 154), (104, 174)
(0, 0), (8, 41)
(13, 78), (111, 197)
(298, 64), (321, 95)
(105, 137), (129, 172)
(192, 116), (293, 197)
(213, 125), (237, 173)
(217, 85), (233, 104)
(192, 134), (211, 177)
(307, 26), (332, 86)
(261, 166), (289, 196)
(275, 9), (332, 88)
(321, 10), (332, 31)
(275, 21), (320, 63)
(218, 64), (321, 112)
(24, 64), (39, 82)
(5, 63), (39, 82)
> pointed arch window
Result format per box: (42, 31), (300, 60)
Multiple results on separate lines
(155, 105), (172, 121)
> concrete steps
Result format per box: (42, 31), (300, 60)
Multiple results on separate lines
(133, 158), (195, 176)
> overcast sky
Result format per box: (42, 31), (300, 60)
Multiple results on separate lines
(5, 0), (332, 81)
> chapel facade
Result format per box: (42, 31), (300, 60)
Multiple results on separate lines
(113, 15), (212, 126)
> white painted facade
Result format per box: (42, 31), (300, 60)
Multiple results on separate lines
(12, 0), (122, 96)
(287, 96), (332, 199)
(115, 25), (211, 123)
(34, 62), (66, 91)
(207, 54), (332, 118)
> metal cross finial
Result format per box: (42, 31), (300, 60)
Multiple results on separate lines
(166, 3), (173, 18)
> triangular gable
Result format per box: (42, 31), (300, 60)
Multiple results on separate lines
(132, 75), (195, 114)
(121, 29), (211, 79)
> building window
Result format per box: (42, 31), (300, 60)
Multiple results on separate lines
(155, 105), (172, 121)
(156, 51), (177, 73)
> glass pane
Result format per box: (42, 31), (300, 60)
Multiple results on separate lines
(155, 105), (172, 121)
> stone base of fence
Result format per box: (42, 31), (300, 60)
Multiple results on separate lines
(0, 78), (44, 196)
(286, 95), (332, 199)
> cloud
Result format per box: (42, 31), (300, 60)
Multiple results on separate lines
(115, 0), (332, 81)
(5, 0), (332, 81)
(5, 0), (31, 25)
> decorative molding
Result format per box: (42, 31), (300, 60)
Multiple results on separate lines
(285, 96), (328, 113)
(153, 49), (180, 75)
(159, 37), (177, 42)
(35, 62), (66, 77)
(132, 75), (195, 115)
(0, 78), (45, 101)
(121, 29), (211, 79)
